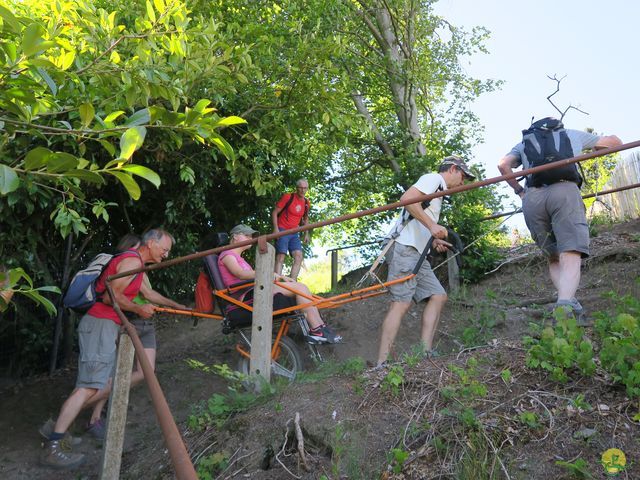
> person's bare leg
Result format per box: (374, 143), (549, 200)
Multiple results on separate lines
(290, 250), (303, 281)
(130, 347), (156, 387)
(274, 253), (286, 276)
(419, 294), (447, 351)
(556, 251), (582, 301)
(548, 254), (561, 294)
(87, 380), (111, 424)
(274, 282), (323, 328)
(53, 388), (97, 434)
(377, 301), (412, 365)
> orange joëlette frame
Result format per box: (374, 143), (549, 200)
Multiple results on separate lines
(154, 272), (415, 320)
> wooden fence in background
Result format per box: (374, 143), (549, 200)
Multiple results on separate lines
(591, 151), (640, 219)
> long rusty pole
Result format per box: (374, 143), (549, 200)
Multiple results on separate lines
(481, 181), (640, 221)
(104, 283), (197, 480)
(108, 140), (640, 282)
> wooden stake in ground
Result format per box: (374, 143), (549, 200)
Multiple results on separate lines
(99, 332), (135, 480)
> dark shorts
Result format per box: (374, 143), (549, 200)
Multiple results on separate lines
(386, 243), (445, 303)
(226, 292), (296, 329)
(275, 228), (302, 255)
(522, 182), (589, 257)
(130, 318), (157, 349)
(76, 314), (119, 390)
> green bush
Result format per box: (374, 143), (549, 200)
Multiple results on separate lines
(525, 288), (640, 399)
(524, 310), (595, 382)
(595, 310), (640, 397)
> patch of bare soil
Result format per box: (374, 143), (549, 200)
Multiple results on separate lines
(0, 315), (232, 480)
(182, 343), (640, 480)
(1, 219), (639, 479)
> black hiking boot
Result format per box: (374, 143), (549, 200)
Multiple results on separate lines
(42, 438), (85, 469)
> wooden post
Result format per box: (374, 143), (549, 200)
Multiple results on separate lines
(99, 332), (135, 480)
(331, 250), (338, 290)
(251, 242), (275, 385)
(447, 250), (460, 293)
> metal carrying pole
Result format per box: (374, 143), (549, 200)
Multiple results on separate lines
(481, 180), (640, 222)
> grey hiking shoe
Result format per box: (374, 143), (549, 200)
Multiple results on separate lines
(86, 418), (106, 439)
(39, 418), (82, 446)
(42, 439), (85, 469)
(555, 299), (591, 327)
(372, 361), (389, 371)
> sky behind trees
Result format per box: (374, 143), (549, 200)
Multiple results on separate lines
(436, 0), (639, 227)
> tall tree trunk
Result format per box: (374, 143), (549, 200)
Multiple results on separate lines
(358, 1), (427, 156)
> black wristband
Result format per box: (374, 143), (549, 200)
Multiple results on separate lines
(514, 186), (524, 195)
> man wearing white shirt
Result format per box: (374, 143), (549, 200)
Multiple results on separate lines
(376, 156), (475, 366)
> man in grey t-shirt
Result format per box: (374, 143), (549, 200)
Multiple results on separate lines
(498, 119), (621, 322)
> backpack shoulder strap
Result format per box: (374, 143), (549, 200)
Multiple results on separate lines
(303, 197), (310, 217)
(276, 193), (296, 218)
(96, 250), (142, 294)
(401, 184), (444, 224)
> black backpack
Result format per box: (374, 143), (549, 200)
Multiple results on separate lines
(523, 117), (581, 188)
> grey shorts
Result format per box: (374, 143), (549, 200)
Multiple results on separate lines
(131, 318), (157, 349)
(522, 182), (589, 257)
(76, 314), (119, 390)
(386, 242), (445, 303)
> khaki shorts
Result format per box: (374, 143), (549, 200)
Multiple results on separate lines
(76, 314), (119, 390)
(131, 318), (157, 349)
(386, 242), (445, 303)
(522, 182), (589, 257)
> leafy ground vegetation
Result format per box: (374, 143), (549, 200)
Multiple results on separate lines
(1, 219), (639, 479)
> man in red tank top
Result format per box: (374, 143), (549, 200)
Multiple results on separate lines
(42, 229), (174, 469)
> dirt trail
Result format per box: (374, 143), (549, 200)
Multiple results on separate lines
(1, 219), (639, 479)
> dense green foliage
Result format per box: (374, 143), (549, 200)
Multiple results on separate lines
(524, 310), (596, 383)
(525, 288), (640, 398)
(1, 0), (505, 374)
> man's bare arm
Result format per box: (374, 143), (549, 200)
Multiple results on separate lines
(498, 154), (525, 197)
(401, 186), (447, 239)
(272, 206), (283, 233)
(139, 277), (186, 309)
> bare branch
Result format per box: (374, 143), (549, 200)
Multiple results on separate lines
(294, 413), (310, 472)
(351, 0), (386, 49)
(351, 92), (402, 176)
(327, 160), (379, 184)
(546, 74), (590, 121)
(545, 74), (565, 118)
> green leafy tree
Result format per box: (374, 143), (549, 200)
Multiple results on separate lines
(0, 0), (245, 372)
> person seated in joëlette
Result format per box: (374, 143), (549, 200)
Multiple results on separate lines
(218, 224), (341, 344)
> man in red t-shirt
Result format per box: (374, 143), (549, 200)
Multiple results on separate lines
(272, 179), (310, 281)
(42, 229), (174, 469)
